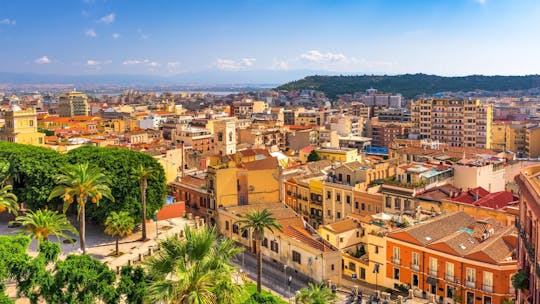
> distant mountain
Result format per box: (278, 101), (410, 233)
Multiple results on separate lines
(277, 74), (540, 98)
(0, 70), (334, 88)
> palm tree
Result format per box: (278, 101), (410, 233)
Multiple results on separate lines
(131, 164), (157, 241)
(145, 226), (242, 304)
(0, 184), (18, 215)
(295, 282), (337, 304)
(48, 163), (114, 254)
(13, 209), (78, 244)
(104, 211), (135, 256)
(236, 208), (282, 293)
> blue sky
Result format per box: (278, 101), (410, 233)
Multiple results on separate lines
(1, 0), (539, 76)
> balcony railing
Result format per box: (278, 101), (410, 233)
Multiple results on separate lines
(465, 281), (476, 289)
(411, 263), (420, 271)
(483, 284), (493, 293)
(428, 268), (438, 277)
(509, 287), (515, 294)
(391, 256), (401, 265)
(445, 273), (454, 282)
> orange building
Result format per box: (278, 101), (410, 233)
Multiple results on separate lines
(169, 174), (209, 221)
(386, 212), (517, 304)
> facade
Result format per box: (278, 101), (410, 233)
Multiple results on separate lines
(515, 165), (540, 304)
(387, 212), (517, 304)
(58, 91), (89, 117)
(0, 106), (44, 146)
(367, 120), (410, 148)
(170, 174), (209, 220)
(316, 147), (359, 163)
(411, 99), (493, 149)
(452, 159), (505, 193)
(217, 203), (342, 283)
(212, 117), (237, 156)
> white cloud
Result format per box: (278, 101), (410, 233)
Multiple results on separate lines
(0, 18), (16, 25)
(85, 29), (97, 37)
(167, 62), (180, 67)
(215, 58), (256, 71)
(97, 13), (115, 24)
(86, 59), (112, 66)
(34, 56), (51, 64)
(112, 33), (121, 39)
(300, 50), (349, 63)
(122, 59), (160, 67)
(271, 58), (289, 70)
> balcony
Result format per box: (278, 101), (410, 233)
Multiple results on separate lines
(465, 281), (476, 289)
(428, 268), (438, 277)
(411, 263), (420, 271)
(391, 256), (401, 265)
(445, 273), (454, 282)
(483, 284), (493, 293)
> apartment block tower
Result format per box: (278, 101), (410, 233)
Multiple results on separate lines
(411, 99), (492, 148)
(58, 91), (89, 117)
(0, 105), (44, 146)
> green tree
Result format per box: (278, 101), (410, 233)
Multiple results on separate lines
(0, 184), (18, 215)
(104, 211), (135, 256)
(512, 270), (529, 290)
(117, 266), (147, 304)
(0, 236), (31, 303)
(131, 164), (158, 241)
(48, 163), (114, 254)
(294, 282), (336, 304)
(13, 209), (78, 245)
(236, 209), (282, 293)
(145, 226), (242, 304)
(306, 150), (321, 162)
(65, 146), (166, 224)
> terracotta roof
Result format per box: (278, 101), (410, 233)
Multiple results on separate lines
(324, 218), (360, 234)
(451, 189), (518, 210)
(240, 157), (278, 171)
(282, 225), (334, 252)
(238, 148), (270, 157)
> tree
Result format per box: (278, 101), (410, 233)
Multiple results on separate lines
(512, 270), (529, 290)
(236, 209), (282, 293)
(117, 266), (147, 304)
(104, 211), (135, 256)
(65, 146), (166, 224)
(13, 209), (78, 245)
(0, 184), (18, 215)
(306, 150), (321, 162)
(131, 164), (158, 241)
(48, 163), (114, 254)
(294, 282), (336, 304)
(145, 226), (242, 304)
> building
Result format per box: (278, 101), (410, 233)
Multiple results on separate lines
(58, 91), (89, 117)
(217, 203), (342, 283)
(515, 165), (540, 304)
(315, 147), (359, 163)
(212, 117), (237, 156)
(170, 174), (208, 220)
(367, 120), (410, 148)
(411, 99), (492, 149)
(387, 212), (517, 304)
(0, 106), (44, 145)
(452, 158), (505, 193)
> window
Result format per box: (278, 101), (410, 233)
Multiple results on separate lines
(338, 173), (343, 181)
(292, 250), (301, 264)
(412, 274), (419, 287)
(393, 268), (400, 280)
(355, 201), (359, 209)
(349, 262), (356, 271)
(347, 175), (351, 184)
(404, 199), (411, 210)
(385, 197), (392, 208)
(446, 262), (454, 281)
(412, 252), (419, 268)
(327, 210), (331, 216)
(483, 272), (493, 292)
(446, 286), (454, 299)
(242, 230), (248, 239)
(360, 268), (366, 280)
(336, 194), (341, 202)
(346, 195), (351, 204)
(337, 212), (341, 219)
(374, 246), (379, 254)
(339, 237), (344, 243)
(361, 203), (366, 211)
(232, 224), (239, 234)
(262, 238), (268, 247)
(225, 221), (230, 231)
(331, 264), (335, 271)
(270, 241), (279, 253)
(327, 191), (331, 199)
(394, 198), (401, 210)
(429, 257), (438, 275)
(356, 231), (360, 238)
(466, 268), (476, 287)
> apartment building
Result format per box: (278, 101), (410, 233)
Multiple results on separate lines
(453, 159), (505, 193)
(170, 174), (208, 220)
(0, 105), (44, 145)
(387, 212), (517, 304)
(514, 165), (540, 304)
(367, 120), (410, 148)
(57, 91), (89, 117)
(411, 99), (492, 149)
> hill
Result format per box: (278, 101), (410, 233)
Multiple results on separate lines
(277, 74), (540, 99)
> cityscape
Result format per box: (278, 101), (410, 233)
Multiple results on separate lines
(1, 1), (540, 304)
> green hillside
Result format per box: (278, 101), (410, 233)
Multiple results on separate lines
(277, 74), (540, 99)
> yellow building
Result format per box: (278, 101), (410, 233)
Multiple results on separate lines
(0, 106), (44, 146)
(217, 203), (342, 283)
(490, 121), (540, 157)
(319, 214), (392, 288)
(411, 99), (492, 149)
(58, 91), (89, 117)
(316, 147), (359, 163)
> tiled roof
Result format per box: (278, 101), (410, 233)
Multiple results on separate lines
(324, 218), (360, 234)
(240, 157), (278, 171)
(283, 225), (334, 252)
(451, 188), (517, 210)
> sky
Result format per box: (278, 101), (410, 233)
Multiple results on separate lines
(1, 0), (540, 77)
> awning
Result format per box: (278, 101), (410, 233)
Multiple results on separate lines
(426, 277), (437, 285)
